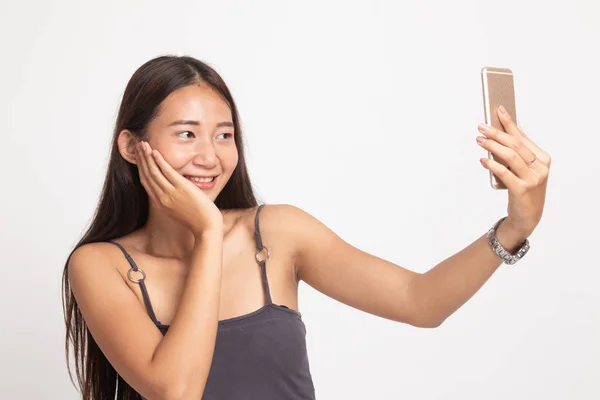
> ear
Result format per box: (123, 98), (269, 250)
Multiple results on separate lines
(117, 130), (140, 164)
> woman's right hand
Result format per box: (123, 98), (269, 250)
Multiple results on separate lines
(135, 140), (223, 235)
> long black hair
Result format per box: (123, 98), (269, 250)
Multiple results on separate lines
(62, 55), (258, 399)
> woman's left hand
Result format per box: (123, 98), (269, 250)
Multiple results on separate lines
(476, 105), (551, 241)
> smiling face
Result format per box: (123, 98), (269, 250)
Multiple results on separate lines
(142, 83), (239, 201)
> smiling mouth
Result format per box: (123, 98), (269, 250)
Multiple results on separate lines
(184, 175), (219, 189)
(185, 175), (216, 183)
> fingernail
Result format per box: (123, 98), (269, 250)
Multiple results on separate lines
(476, 136), (486, 144)
(498, 105), (506, 115)
(478, 124), (489, 133)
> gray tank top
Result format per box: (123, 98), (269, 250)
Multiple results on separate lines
(108, 204), (316, 399)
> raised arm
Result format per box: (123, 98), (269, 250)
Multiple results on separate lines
(288, 109), (549, 328)
(69, 230), (222, 400)
(284, 204), (525, 328)
(68, 141), (228, 399)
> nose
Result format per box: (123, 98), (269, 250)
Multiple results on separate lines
(191, 139), (218, 168)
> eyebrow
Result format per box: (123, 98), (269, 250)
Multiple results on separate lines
(167, 120), (234, 128)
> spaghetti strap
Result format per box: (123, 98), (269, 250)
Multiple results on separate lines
(254, 204), (273, 305)
(107, 240), (161, 326)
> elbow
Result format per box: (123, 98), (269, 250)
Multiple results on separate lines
(161, 385), (196, 400)
(400, 315), (445, 329)
(399, 311), (445, 329)
(407, 314), (445, 329)
(404, 298), (446, 328)
(150, 354), (211, 399)
(419, 316), (445, 329)
(405, 275), (446, 329)
(157, 377), (204, 400)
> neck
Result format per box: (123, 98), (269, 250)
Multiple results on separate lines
(139, 205), (235, 259)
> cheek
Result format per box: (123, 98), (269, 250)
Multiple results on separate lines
(222, 149), (239, 171)
(154, 145), (190, 171)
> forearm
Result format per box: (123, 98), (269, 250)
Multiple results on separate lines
(150, 230), (223, 398)
(408, 219), (526, 328)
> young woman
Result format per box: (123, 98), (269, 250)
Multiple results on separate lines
(62, 55), (550, 400)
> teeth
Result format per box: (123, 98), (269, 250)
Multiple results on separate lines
(188, 176), (215, 183)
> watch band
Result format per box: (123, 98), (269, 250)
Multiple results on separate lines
(486, 216), (530, 265)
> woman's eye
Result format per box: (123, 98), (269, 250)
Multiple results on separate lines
(178, 131), (195, 139)
(177, 132), (232, 140)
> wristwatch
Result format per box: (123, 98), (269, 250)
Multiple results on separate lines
(486, 216), (530, 265)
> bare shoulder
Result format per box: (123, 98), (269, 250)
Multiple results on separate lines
(67, 241), (138, 320)
(251, 202), (313, 227)
(67, 240), (171, 398)
(68, 237), (144, 282)
(68, 241), (123, 281)
(247, 203), (312, 236)
(250, 203), (333, 259)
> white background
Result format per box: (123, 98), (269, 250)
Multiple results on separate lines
(1, 0), (599, 399)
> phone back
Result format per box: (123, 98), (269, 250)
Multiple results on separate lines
(481, 67), (517, 190)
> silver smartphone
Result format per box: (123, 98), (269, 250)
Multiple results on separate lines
(481, 67), (517, 190)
